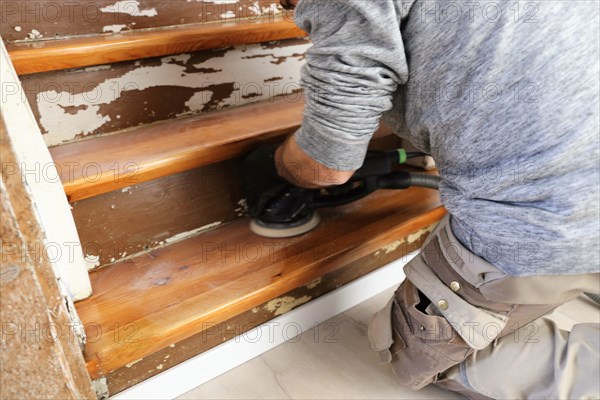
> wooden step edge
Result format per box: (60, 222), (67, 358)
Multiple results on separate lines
(75, 188), (445, 380)
(49, 98), (305, 203)
(107, 221), (437, 395)
(7, 18), (307, 75)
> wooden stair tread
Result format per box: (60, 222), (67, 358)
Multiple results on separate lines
(49, 97), (304, 203)
(8, 18), (307, 75)
(76, 187), (445, 378)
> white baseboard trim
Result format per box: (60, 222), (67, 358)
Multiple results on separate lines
(112, 252), (416, 400)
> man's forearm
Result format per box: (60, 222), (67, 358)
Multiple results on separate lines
(275, 135), (355, 189)
(276, 0), (354, 189)
(275, 0), (406, 188)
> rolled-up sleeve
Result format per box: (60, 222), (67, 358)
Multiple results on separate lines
(294, 0), (408, 170)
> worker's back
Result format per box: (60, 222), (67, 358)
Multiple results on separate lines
(382, 0), (600, 276)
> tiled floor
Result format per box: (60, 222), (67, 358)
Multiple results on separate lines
(178, 288), (464, 400)
(177, 286), (599, 400)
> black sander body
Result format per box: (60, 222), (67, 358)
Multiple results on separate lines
(241, 144), (440, 238)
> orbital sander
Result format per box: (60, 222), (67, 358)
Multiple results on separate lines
(242, 144), (441, 239)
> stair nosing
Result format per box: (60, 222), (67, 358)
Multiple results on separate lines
(49, 97), (304, 202)
(8, 17), (307, 75)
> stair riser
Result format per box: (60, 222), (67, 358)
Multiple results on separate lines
(2, 0), (285, 42)
(72, 159), (245, 269)
(20, 38), (309, 146)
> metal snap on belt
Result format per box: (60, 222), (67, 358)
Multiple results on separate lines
(450, 281), (461, 292)
(437, 299), (449, 310)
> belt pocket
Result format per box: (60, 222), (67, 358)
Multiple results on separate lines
(405, 254), (508, 350)
(388, 279), (472, 390)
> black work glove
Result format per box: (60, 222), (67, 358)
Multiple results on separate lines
(241, 144), (291, 218)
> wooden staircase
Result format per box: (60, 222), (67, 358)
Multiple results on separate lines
(9, 19), (306, 75)
(5, 7), (444, 397)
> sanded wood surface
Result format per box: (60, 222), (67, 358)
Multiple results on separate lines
(75, 187), (445, 379)
(8, 18), (306, 75)
(49, 98), (304, 203)
(104, 226), (428, 395)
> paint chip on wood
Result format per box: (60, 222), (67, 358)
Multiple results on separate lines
(265, 295), (312, 316)
(100, 1), (158, 17)
(375, 224), (437, 256)
(125, 358), (143, 368)
(164, 222), (222, 245)
(306, 277), (322, 289)
(235, 199), (248, 217)
(84, 254), (101, 270)
(26, 29), (43, 39)
(103, 25), (128, 33)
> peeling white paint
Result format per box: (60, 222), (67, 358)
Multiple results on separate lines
(14, 26), (22, 32)
(234, 198), (248, 217)
(162, 54), (192, 64)
(38, 100), (110, 145)
(164, 222), (222, 245)
(306, 277), (322, 289)
(38, 41), (309, 145)
(248, 2), (261, 15)
(261, 3), (279, 15)
(27, 29), (43, 39)
(84, 65), (112, 72)
(100, 1), (158, 17)
(220, 11), (236, 19)
(84, 254), (101, 270)
(375, 224), (437, 256)
(125, 358), (143, 368)
(265, 295), (312, 316)
(103, 24), (129, 33)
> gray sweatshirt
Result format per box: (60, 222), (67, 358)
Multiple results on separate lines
(293, 0), (600, 276)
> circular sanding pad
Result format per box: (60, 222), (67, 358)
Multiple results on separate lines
(250, 212), (321, 238)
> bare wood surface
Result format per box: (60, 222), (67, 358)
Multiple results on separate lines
(75, 187), (445, 378)
(8, 18), (306, 75)
(50, 97), (304, 203)
(105, 227), (430, 395)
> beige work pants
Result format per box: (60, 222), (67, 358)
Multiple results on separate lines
(368, 215), (600, 399)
